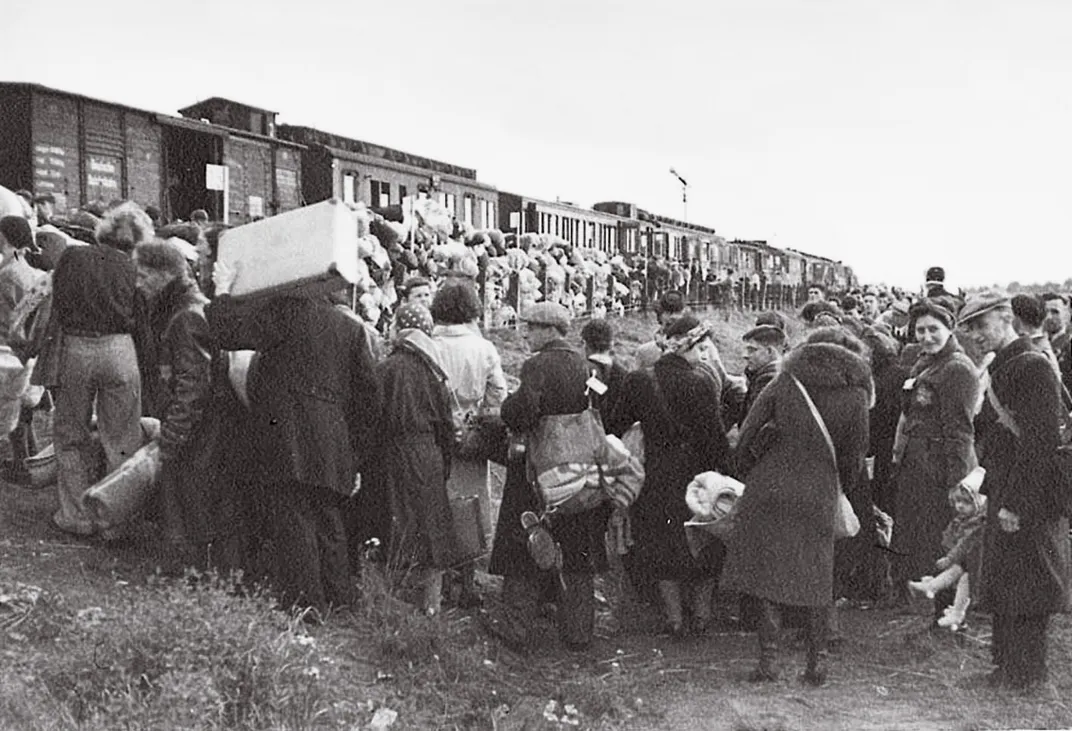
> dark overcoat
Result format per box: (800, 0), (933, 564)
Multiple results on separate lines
(721, 342), (871, 607)
(373, 341), (457, 569)
(145, 280), (241, 548)
(890, 337), (978, 585)
(605, 353), (732, 580)
(206, 294), (380, 496)
(869, 355), (910, 514)
(488, 338), (610, 578)
(975, 337), (1071, 616)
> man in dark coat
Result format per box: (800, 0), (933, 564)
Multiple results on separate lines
(207, 267), (380, 616)
(961, 292), (1071, 690)
(482, 302), (609, 652)
(740, 323), (784, 422)
(132, 241), (243, 573)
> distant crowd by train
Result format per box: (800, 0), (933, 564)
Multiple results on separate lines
(0, 82), (857, 314)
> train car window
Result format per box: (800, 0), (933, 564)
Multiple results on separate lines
(343, 174), (356, 204)
(399, 185), (407, 201)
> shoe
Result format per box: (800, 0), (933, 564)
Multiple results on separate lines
(907, 578), (936, 600)
(937, 607), (966, 631)
(688, 615), (712, 637)
(660, 621), (686, 640)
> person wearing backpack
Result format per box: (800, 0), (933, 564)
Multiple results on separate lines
(481, 302), (611, 653)
(960, 292), (1071, 691)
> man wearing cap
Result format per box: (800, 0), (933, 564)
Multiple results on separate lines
(924, 267), (964, 310)
(1041, 292), (1071, 394)
(740, 323), (785, 420)
(483, 301), (609, 653)
(960, 292), (1070, 690)
(634, 290), (686, 371)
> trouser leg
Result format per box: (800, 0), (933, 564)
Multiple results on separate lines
(558, 572), (595, 648)
(657, 580), (684, 631)
(500, 573), (541, 647)
(52, 344), (99, 535)
(804, 606), (827, 683)
(750, 597), (780, 681)
(268, 481), (341, 614)
(1007, 614), (1049, 687)
(92, 336), (142, 472)
(991, 613), (1008, 674)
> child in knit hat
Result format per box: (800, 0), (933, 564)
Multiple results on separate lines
(908, 466), (987, 630)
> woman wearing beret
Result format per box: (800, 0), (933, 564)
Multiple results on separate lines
(888, 299), (978, 611)
(606, 315), (733, 637)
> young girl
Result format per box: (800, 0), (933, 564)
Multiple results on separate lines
(907, 466), (986, 630)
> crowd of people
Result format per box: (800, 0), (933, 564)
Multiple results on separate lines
(0, 192), (1069, 695)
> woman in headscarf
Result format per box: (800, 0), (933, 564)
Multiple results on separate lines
(888, 299), (978, 612)
(374, 302), (457, 616)
(606, 314), (733, 637)
(722, 327), (872, 686)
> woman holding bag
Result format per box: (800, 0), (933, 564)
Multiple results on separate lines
(721, 327), (872, 685)
(605, 315), (732, 637)
(431, 280), (507, 607)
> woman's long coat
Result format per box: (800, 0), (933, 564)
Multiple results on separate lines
(890, 337), (978, 585)
(605, 353), (732, 581)
(143, 280), (240, 555)
(374, 343), (457, 569)
(975, 337), (1070, 616)
(488, 338), (610, 579)
(721, 342), (872, 607)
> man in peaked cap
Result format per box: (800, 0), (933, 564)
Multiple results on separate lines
(925, 266), (964, 310)
(959, 290), (1070, 691)
(483, 298), (609, 653)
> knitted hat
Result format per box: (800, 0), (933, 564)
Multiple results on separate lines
(393, 302), (434, 336)
(908, 298), (956, 330)
(0, 215), (34, 251)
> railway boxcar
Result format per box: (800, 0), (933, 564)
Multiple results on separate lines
(0, 84), (303, 224)
(497, 193), (633, 255)
(277, 125), (498, 228)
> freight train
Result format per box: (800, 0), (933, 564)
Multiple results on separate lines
(0, 82), (856, 291)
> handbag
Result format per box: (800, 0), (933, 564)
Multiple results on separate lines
(450, 390), (508, 464)
(792, 375), (860, 539)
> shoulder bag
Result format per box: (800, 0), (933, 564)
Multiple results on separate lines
(792, 375), (860, 539)
(984, 357), (1072, 517)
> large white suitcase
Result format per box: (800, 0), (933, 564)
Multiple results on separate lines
(217, 199), (360, 298)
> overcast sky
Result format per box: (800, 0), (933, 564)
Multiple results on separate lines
(4, 0), (1071, 289)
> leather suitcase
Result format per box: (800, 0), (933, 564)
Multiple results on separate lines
(217, 198), (361, 298)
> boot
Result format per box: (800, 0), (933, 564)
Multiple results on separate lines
(455, 564), (482, 609)
(907, 576), (938, 600)
(657, 580), (685, 638)
(689, 576), (717, 635)
(420, 568), (444, 617)
(749, 598), (780, 682)
(801, 607), (827, 686)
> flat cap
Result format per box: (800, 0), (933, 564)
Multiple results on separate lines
(742, 324), (786, 344)
(520, 301), (571, 329)
(958, 291), (1010, 325)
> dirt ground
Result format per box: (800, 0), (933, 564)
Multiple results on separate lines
(3, 308), (1072, 730)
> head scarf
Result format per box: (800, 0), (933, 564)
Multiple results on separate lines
(665, 321), (715, 355)
(394, 302), (434, 336)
